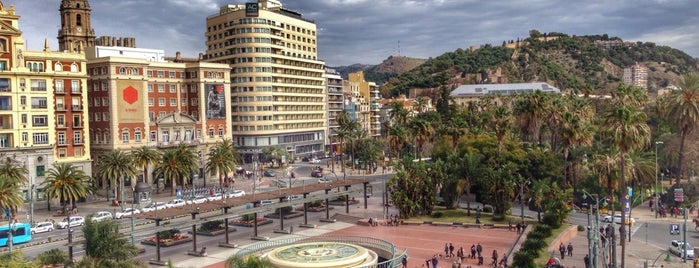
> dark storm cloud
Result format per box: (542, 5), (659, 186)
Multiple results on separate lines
(10, 0), (698, 66)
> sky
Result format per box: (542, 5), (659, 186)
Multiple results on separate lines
(8, 0), (699, 67)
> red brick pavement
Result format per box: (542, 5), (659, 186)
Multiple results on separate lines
(203, 224), (519, 268)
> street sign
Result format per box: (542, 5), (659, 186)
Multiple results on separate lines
(628, 187), (633, 197)
(675, 188), (684, 202)
(625, 196), (630, 212)
(670, 224), (680, 235)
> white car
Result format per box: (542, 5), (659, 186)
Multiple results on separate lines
(115, 208), (140, 219)
(602, 214), (636, 225)
(207, 193), (223, 201)
(186, 196), (208, 205)
(165, 199), (186, 208)
(283, 195), (301, 202)
(309, 158), (321, 163)
(318, 177), (332, 183)
(141, 202), (167, 212)
(91, 211), (113, 222)
(670, 240), (695, 259)
(227, 190), (246, 198)
(31, 221), (54, 234)
(57, 216), (85, 229)
(259, 200), (274, 206)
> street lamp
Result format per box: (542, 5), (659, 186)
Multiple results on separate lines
(131, 186), (136, 246)
(654, 141), (663, 218)
(582, 190), (602, 268)
(517, 179), (530, 223)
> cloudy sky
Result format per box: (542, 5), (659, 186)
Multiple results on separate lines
(9, 0), (699, 67)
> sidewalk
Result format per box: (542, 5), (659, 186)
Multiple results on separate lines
(554, 205), (695, 268)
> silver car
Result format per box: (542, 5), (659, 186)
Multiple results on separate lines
(57, 216), (85, 229)
(670, 240), (694, 259)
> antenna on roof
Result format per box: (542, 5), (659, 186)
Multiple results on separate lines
(397, 40), (401, 57)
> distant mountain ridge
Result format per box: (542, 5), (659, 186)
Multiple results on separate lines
(331, 32), (699, 98)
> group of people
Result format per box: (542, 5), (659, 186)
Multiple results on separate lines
(557, 242), (573, 260)
(507, 219), (526, 234)
(422, 242), (507, 268)
(366, 214), (401, 227)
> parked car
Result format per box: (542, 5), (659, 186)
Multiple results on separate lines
(91, 211), (113, 222)
(141, 202), (167, 212)
(311, 170), (324, 178)
(318, 177), (332, 183)
(259, 200), (274, 206)
(263, 170), (276, 177)
(115, 208), (140, 219)
(57, 216), (85, 229)
(31, 221), (54, 234)
(282, 195), (301, 202)
(165, 199), (186, 208)
(309, 158), (321, 164)
(669, 240), (694, 259)
(186, 195), (208, 205)
(207, 193), (224, 201)
(227, 189), (246, 198)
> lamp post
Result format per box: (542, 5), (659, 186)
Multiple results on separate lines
(655, 141), (662, 218)
(8, 219), (14, 255)
(582, 190), (601, 268)
(131, 186), (136, 246)
(29, 182), (34, 224)
(517, 179), (530, 223)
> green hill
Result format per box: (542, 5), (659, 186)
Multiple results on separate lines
(378, 32), (698, 97)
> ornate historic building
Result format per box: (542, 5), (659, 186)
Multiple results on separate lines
(0, 2), (91, 199)
(57, 0), (96, 52)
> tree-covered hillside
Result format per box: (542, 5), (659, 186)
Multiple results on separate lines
(379, 32), (699, 97)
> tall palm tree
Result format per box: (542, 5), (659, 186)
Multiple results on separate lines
(0, 158), (28, 186)
(413, 96), (428, 113)
(603, 84), (651, 268)
(388, 125), (409, 159)
(154, 144), (197, 196)
(664, 72), (699, 183)
(514, 91), (549, 143)
(95, 150), (137, 208)
(131, 146), (161, 185)
(408, 118), (435, 160)
(40, 163), (92, 210)
(207, 139), (239, 187)
(560, 111), (593, 194)
(387, 101), (410, 126)
(226, 255), (274, 268)
(0, 176), (24, 220)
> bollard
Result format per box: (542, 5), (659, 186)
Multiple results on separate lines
(290, 226), (293, 233)
(665, 253), (671, 262)
(643, 260), (648, 268)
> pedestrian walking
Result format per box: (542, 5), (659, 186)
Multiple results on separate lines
(444, 243), (450, 259)
(584, 254), (590, 268)
(449, 243), (455, 258)
(476, 243), (482, 258)
(401, 255), (407, 268)
(431, 254), (439, 268)
(567, 242), (573, 257)
(558, 242), (566, 260)
(491, 250), (498, 266)
(470, 244), (477, 259)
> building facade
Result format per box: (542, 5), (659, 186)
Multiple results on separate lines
(324, 68), (342, 153)
(86, 46), (232, 187)
(57, 0), (96, 52)
(345, 71), (381, 138)
(450, 82), (561, 105)
(0, 3), (91, 199)
(205, 0), (326, 162)
(622, 63), (648, 90)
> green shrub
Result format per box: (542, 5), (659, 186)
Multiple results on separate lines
(157, 229), (180, 239)
(511, 250), (537, 268)
(532, 224), (552, 237)
(242, 214), (255, 221)
(275, 206), (294, 214)
(522, 238), (546, 251)
(431, 211), (444, 218)
(542, 213), (562, 228)
(310, 200), (323, 207)
(482, 205), (494, 213)
(200, 220), (223, 231)
(577, 225), (586, 231)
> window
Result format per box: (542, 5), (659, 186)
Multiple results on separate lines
(57, 115), (65, 127)
(147, 70), (153, 77)
(169, 71), (175, 78)
(134, 131), (142, 142)
(74, 148), (83, 157)
(162, 130), (169, 142)
(132, 68), (138, 75)
(33, 133), (49, 144)
(30, 79), (47, 91)
(158, 98), (165, 107)
(196, 129), (202, 139)
(148, 84), (153, 92)
(157, 71), (164, 78)
(71, 80), (80, 93)
(191, 98), (198, 106)
(32, 115), (48, 126)
(74, 131), (82, 144)
(58, 148), (66, 158)
(170, 98), (176, 106)
(55, 80), (64, 93)
(56, 99), (65, 110)
(104, 132), (110, 143)
(70, 63), (78, 72)
(158, 84), (164, 92)
(149, 112), (154, 121)
(119, 67), (126, 74)
(122, 131), (129, 143)
(102, 112), (109, 121)
(95, 132), (101, 143)
(21, 132), (27, 142)
(93, 98), (100, 107)
(150, 131), (156, 142)
(20, 96), (26, 106)
(181, 98), (186, 106)
(208, 129), (214, 138)
(94, 112), (101, 121)
(31, 97), (47, 109)
(73, 115), (82, 127)
(169, 84), (176, 93)
(102, 97), (109, 106)
(57, 132), (66, 145)
(218, 128), (224, 137)
(148, 98), (154, 106)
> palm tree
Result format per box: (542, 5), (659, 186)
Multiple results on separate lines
(34, 248), (70, 267)
(664, 72), (699, 183)
(413, 96), (428, 113)
(408, 118), (435, 160)
(514, 91), (549, 143)
(207, 139), (239, 187)
(529, 178), (551, 222)
(95, 150), (137, 208)
(154, 145), (197, 196)
(560, 111), (593, 194)
(0, 176), (24, 220)
(131, 146), (161, 185)
(0, 158), (28, 186)
(388, 125), (409, 159)
(40, 163), (92, 210)
(603, 84), (651, 268)
(81, 219), (142, 267)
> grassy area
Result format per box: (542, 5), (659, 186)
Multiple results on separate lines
(407, 207), (537, 225)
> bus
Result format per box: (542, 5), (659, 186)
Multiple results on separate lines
(0, 222), (32, 247)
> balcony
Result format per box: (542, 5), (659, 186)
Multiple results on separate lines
(72, 123), (83, 128)
(55, 89), (66, 94)
(31, 105), (47, 109)
(0, 104), (11, 111)
(71, 88), (82, 94)
(71, 105), (83, 111)
(57, 141), (68, 147)
(73, 138), (84, 145)
(56, 124), (67, 129)
(56, 104), (66, 111)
